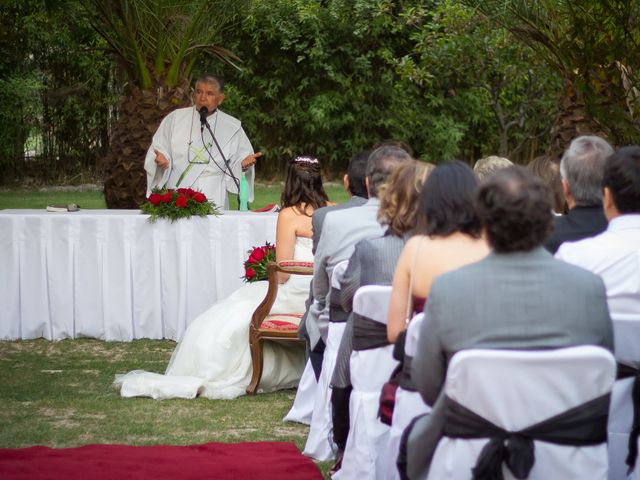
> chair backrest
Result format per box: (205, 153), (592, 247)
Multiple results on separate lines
(404, 313), (425, 357)
(609, 318), (640, 480)
(427, 346), (616, 480)
(352, 285), (393, 325)
(351, 285), (397, 391)
(331, 260), (349, 290)
(329, 259), (350, 325)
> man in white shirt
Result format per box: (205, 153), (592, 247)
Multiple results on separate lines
(556, 145), (640, 479)
(144, 74), (262, 208)
(556, 145), (640, 326)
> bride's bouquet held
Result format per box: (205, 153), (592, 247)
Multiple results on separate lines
(243, 242), (276, 282)
(140, 187), (220, 223)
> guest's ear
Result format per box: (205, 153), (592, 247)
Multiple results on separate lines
(365, 177), (371, 196)
(602, 187), (619, 221)
(343, 174), (350, 193)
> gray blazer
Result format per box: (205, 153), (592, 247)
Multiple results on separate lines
(312, 196), (367, 254)
(298, 195), (367, 341)
(332, 233), (407, 389)
(407, 247), (614, 479)
(306, 198), (385, 350)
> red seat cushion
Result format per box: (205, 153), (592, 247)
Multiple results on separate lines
(260, 313), (303, 332)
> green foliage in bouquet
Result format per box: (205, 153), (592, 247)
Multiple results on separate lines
(140, 187), (220, 223)
(243, 242), (276, 282)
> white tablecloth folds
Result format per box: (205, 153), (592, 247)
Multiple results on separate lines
(0, 209), (277, 341)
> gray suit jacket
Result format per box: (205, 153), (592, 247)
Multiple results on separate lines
(407, 247), (614, 479)
(312, 196), (367, 254)
(332, 233), (407, 389)
(298, 195), (368, 341)
(306, 198), (385, 350)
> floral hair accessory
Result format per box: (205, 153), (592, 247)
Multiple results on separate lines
(293, 156), (319, 165)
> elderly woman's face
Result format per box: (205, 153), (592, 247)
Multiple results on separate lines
(194, 81), (224, 114)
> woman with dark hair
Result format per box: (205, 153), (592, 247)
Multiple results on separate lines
(387, 161), (490, 342)
(116, 156), (331, 399)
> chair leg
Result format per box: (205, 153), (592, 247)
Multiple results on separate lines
(246, 334), (264, 395)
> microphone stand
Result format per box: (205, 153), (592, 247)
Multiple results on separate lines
(201, 112), (241, 210)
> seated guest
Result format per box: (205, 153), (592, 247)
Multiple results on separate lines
(403, 166), (614, 480)
(473, 155), (512, 180)
(527, 155), (566, 214)
(387, 161), (489, 343)
(311, 150), (370, 254)
(544, 135), (613, 253)
(304, 146), (412, 379)
(555, 145), (640, 478)
(297, 149), (369, 375)
(556, 145), (640, 316)
(329, 160), (434, 472)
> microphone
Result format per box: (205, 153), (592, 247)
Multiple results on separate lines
(199, 106), (209, 129)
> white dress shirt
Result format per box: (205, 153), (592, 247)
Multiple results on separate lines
(556, 214), (640, 322)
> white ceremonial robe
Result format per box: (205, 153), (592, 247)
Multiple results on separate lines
(144, 107), (255, 209)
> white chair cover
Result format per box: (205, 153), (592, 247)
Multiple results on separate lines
(426, 346), (616, 480)
(334, 285), (399, 480)
(304, 260), (349, 460)
(382, 313), (431, 480)
(283, 359), (317, 424)
(609, 318), (640, 480)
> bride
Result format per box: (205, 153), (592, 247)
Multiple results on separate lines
(115, 156), (330, 400)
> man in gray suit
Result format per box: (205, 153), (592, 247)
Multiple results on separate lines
(312, 150), (370, 254)
(305, 145), (413, 377)
(297, 150), (369, 376)
(405, 166), (614, 479)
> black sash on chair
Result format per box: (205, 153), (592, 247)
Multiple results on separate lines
(442, 393), (610, 480)
(399, 355), (417, 391)
(329, 286), (349, 323)
(352, 313), (389, 351)
(618, 362), (640, 474)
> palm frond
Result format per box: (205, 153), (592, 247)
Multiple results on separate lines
(81, 0), (247, 89)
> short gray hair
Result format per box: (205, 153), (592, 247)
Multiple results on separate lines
(195, 74), (224, 92)
(560, 135), (613, 206)
(473, 156), (513, 180)
(366, 146), (413, 198)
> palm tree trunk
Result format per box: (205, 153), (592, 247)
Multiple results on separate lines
(103, 79), (191, 208)
(547, 78), (605, 160)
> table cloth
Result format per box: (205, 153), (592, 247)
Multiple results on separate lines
(0, 209), (277, 341)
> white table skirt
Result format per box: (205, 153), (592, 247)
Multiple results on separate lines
(0, 209), (278, 341)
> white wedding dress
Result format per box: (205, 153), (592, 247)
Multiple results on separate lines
(115, 237), (312, 400)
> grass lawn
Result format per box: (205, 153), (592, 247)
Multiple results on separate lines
(0, 183), (350, 210)
(0, 339), (333, 476)
(0, 184), (343, 477)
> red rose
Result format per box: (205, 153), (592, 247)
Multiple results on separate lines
(149, 193), (162, 205)
(251, 248), (265, 262)
(245, 268), (256, 278)
(177, 188), (194, 198)
(161, 192), (172, 203)
(193, 192), (206, 203)
(175, 195), (188, 208)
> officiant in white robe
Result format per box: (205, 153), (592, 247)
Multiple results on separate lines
(144, 74), (261, 209)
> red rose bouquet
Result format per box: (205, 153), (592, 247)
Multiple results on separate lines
(242, 242), (276, 282)
(140, 187), (220, 223)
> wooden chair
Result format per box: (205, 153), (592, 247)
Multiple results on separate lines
(246, 260), (313, 395)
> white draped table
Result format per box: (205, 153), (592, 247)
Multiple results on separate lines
(0, 209), (278, 341)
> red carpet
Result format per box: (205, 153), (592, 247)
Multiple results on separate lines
(0, 442), (322, 479)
